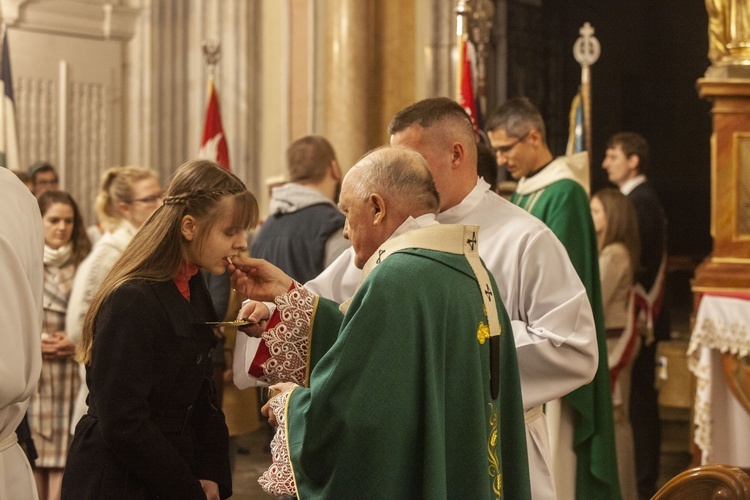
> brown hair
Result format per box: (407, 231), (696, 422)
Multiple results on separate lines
(94, 166), (159, 232)
(606, 132), (650, 174)
(28, 161), (57, 184)
(38, 190), (92, 267)
(388, 97), (473, 136)
(592, 187), (641, 282)
(387, 97), (478, 175)
(286, 135), (337, 183)
(76, 160), (259, 364)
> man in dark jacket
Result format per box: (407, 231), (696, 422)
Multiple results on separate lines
(603, 131), (669, 499)
(251, 136), (349, 283)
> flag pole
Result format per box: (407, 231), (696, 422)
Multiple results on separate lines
(455, 0), (470, 102)
(199, 39), (230, 170)
(572, 22), (600, 191)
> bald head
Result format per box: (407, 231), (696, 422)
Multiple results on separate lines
(346, 146), (440, 215)
(339, 147), (440, 268)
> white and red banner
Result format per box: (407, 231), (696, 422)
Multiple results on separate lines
(457, 36), (480, 134)
(199, 78), (230, 170)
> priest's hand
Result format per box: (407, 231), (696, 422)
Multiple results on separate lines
(236, 301), (270, 338)
(261, 382), (297, 427)
(228, 256), (292, 301)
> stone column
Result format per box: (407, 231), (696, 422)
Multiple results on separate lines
(377, 0), (417, 144)
(318, 0), (417, 172)
(320, 0), (376, 171)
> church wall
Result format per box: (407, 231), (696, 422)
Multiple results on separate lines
(4, 0), (135, 225)
(4, 0), (457, 221)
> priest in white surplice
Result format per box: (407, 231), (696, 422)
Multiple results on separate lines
(0, 167), (44, 500)
(235, 98), (599, 499)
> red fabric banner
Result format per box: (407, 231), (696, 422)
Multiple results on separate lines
(457, 38), (479, 134)
(199, 79), (230, 170)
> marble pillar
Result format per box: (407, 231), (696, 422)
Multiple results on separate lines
(318, 0), (417, 172)
(320, 0), (376, 171)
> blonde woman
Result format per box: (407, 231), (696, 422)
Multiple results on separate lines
(28, 191), (91, 500)
(591, 187), (641, 500)
(66, 166), (162, 427)
(62, 160), (258, 500)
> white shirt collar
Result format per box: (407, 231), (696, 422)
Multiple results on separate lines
(619, 174), (647, 195)
(390, 213), (439, 239)
(437, 178), (489, 224)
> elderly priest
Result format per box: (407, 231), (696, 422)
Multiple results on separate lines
(229, 146), (530, 499)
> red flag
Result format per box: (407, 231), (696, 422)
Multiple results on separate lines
(457, 37), (479, 134)
(199, 78), (230, 170)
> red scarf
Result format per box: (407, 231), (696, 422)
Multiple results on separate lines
(174, 260), (199, 301)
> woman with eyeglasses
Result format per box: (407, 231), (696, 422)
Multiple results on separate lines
(66, 166), (162, 430)
(28, 190), (91, 500)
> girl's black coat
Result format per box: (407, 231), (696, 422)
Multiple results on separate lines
(62, 275), (231, 499)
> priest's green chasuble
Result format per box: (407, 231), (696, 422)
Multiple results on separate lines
(286, 247), (531, 499)
(512, 178), (621, 500)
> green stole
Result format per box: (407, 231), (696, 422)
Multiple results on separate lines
(512, 179), (622, 499)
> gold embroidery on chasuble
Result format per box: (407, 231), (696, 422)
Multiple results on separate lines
(477, 321), (490, 344)
(487, 403), (502, 498)
(477, 320), (502, 345)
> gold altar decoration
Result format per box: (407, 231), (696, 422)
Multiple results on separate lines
(706, 0), (750, 75)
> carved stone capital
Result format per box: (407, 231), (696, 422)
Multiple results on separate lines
(3, 0), (139, 41)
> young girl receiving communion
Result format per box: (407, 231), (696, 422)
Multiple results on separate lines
(62, 160), (258, 500)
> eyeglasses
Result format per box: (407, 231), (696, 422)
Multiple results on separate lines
(493, 131), (531, 155)
(130, 192), (164, 204)
(35, 179), (59, 186)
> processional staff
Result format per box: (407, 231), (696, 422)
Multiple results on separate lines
(573, 22), (600, 162)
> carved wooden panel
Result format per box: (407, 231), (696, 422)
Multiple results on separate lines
(736, 134), (750, 238)
(694, 80), (750, 291)
(15, 76), (58, 169)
